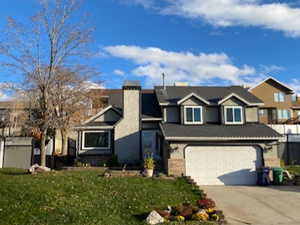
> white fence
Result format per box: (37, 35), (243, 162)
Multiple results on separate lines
(268, 125), (300, 142)
(0, 140), (4, 168)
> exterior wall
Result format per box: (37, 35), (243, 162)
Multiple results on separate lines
(164, 141), (280, 176)
(245, 107), (259, 123)
(180, 97), (206, 125)
(114, 88), (141, 163)
(206, 107), (219, 123)
(94, 109), (121, 122)
(220, 97), (246, 124)
(142, 122), (160, 129)
(165, 107), (180, 123)
(181, 96), (205, 106)
(250, 80), (293, 109)
(250, 79), (295, 123)
(222, 97), (245, 106)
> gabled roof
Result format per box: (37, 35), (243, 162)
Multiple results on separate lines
(249, 77), (294, 93)
(218, 93), (264, 106)
(89, 89), (162, 119)
(160, 123), (282, 141)
(83, 105), (121, 125)
(155, 86), (263, 106)
(177, 93), (210, 105)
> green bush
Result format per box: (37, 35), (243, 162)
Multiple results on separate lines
(107, 155), (119, 167)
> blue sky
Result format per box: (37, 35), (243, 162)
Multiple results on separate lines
(0, 0), (300, 98)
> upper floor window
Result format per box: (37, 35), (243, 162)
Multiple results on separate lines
(224, 106), (243, 124)
(274, 92), (285, 102)
(292, 95), (298, 102)
(184, 106), (203, 124)
(277, 109), (291, 120)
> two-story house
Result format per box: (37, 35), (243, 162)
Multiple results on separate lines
(249, 77), (300, 124)
(76, 81), (281, 185)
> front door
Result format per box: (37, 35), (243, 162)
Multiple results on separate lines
(142, 130), (160, 160)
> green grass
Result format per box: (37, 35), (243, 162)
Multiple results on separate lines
(0, 169), (212, 225)
(286, 165), (300, 176)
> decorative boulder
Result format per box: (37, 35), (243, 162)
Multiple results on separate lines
(146, 210), (165, 225)
(29, 164), (51, 174)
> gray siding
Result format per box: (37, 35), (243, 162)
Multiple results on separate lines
(94, 109), (120, 122)
(165, 107), (180, 123)
(206, 107), (219, 123)
(181, 96), (206, 106)
(246, 107), (259, 123)
(221, 97), (246, 124)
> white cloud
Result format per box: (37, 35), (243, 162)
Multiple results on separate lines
(83, 81), (104, 89)
(104, 45), (264, 87)
(0, 91), (10, 101)
(113, 69), (125, 76)
(132, 0), (300, 37)
(0, 83), (12, 101)
(288, 79), (300, 95)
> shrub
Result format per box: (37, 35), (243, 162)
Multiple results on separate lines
(107, 155), (119, 167)
(197, 198), (216, 209)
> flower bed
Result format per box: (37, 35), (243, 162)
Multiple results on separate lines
(151, 198), (225, 224)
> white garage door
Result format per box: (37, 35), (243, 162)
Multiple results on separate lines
(185, 146), (262, 185)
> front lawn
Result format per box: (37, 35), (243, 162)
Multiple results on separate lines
(0, 169), (212, 225)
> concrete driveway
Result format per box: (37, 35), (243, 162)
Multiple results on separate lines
(202, 186), (300, 225)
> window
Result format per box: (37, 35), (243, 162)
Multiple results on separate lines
(82, 131), (110, 150)
(259, 109), (266, 116)
(184, 106), (203, 124)
(224, 106), (243, 124)
(277, 109), (291, 120)
(292, 95), (298, 102)
(274, 92), (285, 102)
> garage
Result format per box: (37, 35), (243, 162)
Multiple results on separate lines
(185, 146), (263, 185)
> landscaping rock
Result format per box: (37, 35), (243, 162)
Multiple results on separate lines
(29, 164), (51, 174)
(146, 210), (164, 225)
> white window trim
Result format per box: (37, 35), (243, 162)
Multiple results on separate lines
(82, 130), (111, 150)
(274, 92), (285, 102)
(184, 106), (203, 125)
(224, 106), (244, 125)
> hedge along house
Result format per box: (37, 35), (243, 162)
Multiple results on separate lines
(76, 81), (282, 185)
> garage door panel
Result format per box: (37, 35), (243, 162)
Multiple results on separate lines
(185, 146), (262, 185)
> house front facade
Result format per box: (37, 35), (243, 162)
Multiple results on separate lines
(76, 81), (281, 185)
(250, 77), (300, 124)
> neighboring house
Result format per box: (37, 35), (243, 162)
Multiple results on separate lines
(0, 101), (27, 137)
(249, 77), (300, 124)
(76, 80), (282, 185)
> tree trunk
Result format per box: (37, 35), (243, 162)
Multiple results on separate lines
(61, 128), (68, 156)
(40, 128), (47, 167)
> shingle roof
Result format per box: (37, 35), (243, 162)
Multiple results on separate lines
(154, 86), (263, 105)
(94, 89), (162, 118)
(160, 123), (282, 140)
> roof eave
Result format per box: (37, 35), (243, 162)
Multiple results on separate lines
(165, 136), (281, 141)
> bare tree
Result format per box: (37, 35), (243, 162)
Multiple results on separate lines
(52, 67), (102, 155)
(0, 0), (98, 166)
